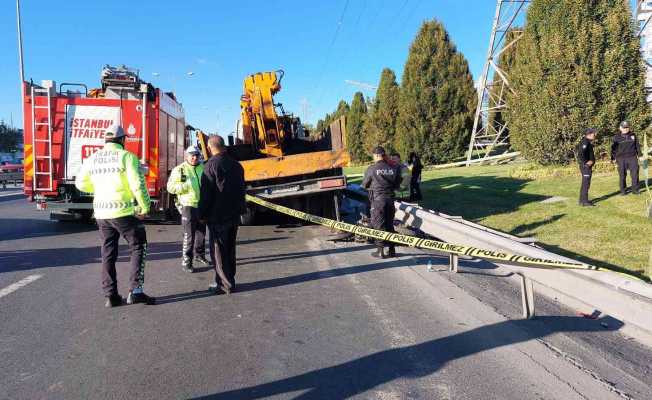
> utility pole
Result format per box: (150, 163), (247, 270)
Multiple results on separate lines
(300, 98), (310, 123)
(636, 0), (652, 103)
(16, 0), (25, 97)
(466, 0), (529, 166)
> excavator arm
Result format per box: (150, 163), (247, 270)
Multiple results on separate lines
(240, 70), (287, 157)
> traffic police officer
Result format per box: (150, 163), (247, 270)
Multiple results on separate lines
(576, 128), (597, 206)
(167, 145), (211, 273)
(361, 146), (401, 259)
(75, 123), (155, 307)
(611, 121), (641, 195)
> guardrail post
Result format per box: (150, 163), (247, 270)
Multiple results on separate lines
(518, 273), (535, 319)
(449, 254), (459, 273)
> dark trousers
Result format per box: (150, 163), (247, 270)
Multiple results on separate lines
(181, 206), (206, 267)
(97, 216), (147, 297)
(208, 223), (239, 290)
(617, 156), (640, 194)
(579, 165), (593, 204)
(370, 198), (396, 248)
(409, 175), (422, 201)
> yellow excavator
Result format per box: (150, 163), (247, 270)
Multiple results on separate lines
(199, 70), (350, 223)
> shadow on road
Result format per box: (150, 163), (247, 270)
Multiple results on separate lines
(0, 193), (25, 203)
(158, 255), (437, 305)
(192, 315), (623, 399)
(0, 240), (186, 273)
(0, 218), (96, 241)
(237, 244), (375, 266)
(237, 237), (290, 246)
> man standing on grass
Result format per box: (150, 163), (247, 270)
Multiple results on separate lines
(576, 128), (597, 207)
(199, 136), (246, 295)
(611, 121), (641, 195)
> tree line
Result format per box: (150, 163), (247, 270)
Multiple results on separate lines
(317, 0), (649, 165)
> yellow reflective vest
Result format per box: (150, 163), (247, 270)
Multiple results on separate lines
(75, 142), (150, 219)
(167, 162), (204, 208)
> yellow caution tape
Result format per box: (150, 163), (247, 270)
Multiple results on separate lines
(246, 194), (598, 271)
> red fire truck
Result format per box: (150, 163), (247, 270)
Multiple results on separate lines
(22, 65), (190, 220)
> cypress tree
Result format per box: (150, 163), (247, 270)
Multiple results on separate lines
(508, 0), (649, 164)
(346, 92), (369, 162)
(364, 68), (400, 153)
(397, 20), (477, 164)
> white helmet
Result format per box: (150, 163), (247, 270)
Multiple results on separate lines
(105, 123), (126, 139)
(185, 145), (200, 155)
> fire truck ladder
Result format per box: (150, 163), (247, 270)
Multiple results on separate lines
(30, 86), (54, 191)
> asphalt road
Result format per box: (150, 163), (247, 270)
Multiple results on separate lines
(1, 193), (651, 399)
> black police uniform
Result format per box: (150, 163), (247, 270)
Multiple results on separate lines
(611, 132), (641, 194)
(576, 137), (595, 205)
(361, 159), (401, 256)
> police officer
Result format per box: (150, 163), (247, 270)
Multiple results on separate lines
(611, 121), (641, 195)
(390, 152), (411, 198)
(75, 123), (155, 307)
(167, 145), (211, 273)
(577, 128), (597, 207)
(361, 146), (401, 259)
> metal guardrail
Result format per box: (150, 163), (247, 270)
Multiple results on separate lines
(394, 201), (561, 318)
(394, 201), (650, 320)
(0, 172), (23, 188)
(250, 192), (601, 320)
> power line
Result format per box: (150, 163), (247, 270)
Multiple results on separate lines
(399, 0), (423, 35)
(314, 0), (351, 107)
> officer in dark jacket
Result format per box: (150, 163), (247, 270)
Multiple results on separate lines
(577, 128), (597, 207)
(361, 146), (401, 259)
(611, 121), (641, 195)
(199, 135), (246, 294)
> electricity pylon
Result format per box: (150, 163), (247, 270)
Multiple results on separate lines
(636, 0), (652, 103)
(466, 0), (530, 166)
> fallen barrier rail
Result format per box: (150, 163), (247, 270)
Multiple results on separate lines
(247, 194), (591, 271)
(246, 194), (608, 319)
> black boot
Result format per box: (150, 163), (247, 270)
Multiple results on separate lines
(127, 291), (156, 305)
(371, 247), (387, 259)
(386, 245), (396, 258)
(105, 293), (123, 308)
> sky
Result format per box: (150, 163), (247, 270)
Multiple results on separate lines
(0, 0), (641, 135)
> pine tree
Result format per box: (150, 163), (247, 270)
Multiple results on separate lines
(507, 0), (649, 164)
(0, 121), (20, 153)
(364, 68), (400, 153)
(397, 20), (477, 164)
(346, 92), (369, 162)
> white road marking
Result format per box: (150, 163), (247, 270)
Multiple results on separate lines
(0, 191), (22, 198)
(0, 275), (42, 299)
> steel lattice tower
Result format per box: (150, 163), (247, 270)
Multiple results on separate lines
(466, 0), (529, 166)
(636, 0), (652, 102)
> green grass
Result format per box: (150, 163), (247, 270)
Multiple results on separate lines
(346, 164), (652, 279)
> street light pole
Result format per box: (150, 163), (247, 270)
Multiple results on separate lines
(16, 0), (25, 86)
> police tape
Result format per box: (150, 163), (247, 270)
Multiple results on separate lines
(246, 194), (598, 271)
